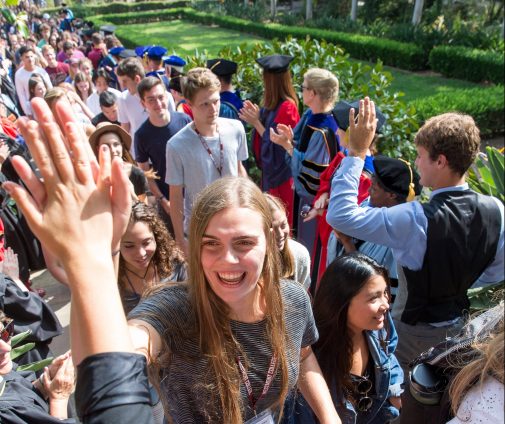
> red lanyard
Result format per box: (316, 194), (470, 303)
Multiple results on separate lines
(194, 126), (223, 176)
(236, 354), (277, 414)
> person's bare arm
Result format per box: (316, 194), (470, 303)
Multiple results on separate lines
(238, 161), (247, 177)
(298, 346), (341, 424)
(127, 319), (163, 362)
(121, 122), (131, 134)
(169, 184), (187, 256)
(138, 161), (170, 214)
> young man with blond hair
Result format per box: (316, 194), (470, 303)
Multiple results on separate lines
(166, 68), (248, 254)
(42, 44), (69, 85)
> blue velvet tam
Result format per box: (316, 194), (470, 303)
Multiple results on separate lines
(109, 46), (124, 56)
(145, 45), (167, 60)
(163, 55), (186, 67)
(333, 100), (386, 133)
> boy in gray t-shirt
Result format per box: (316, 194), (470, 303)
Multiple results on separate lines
(166, 68), (248, 255)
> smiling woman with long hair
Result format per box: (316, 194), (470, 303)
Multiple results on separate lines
(118, 202), (186, 314)
(297, 253), (403, 424)
(128, 176), (340, 423)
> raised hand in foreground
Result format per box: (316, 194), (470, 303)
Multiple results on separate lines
(347, 96), (377, 159)
(2, 98), (133, 365)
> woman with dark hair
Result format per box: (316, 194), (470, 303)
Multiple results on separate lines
(299, 252), (403, 424)
(118, 202), (186, 314)
(28, 73), (49, 100)
(86, 68), (122, 116)
(239, 54), (300, 227)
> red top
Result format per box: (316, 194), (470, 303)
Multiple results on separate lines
(87, 47), (104, 69)
(252, 99), (299, 169)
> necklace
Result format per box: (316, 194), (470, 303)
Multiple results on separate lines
(123, 263), (159, 296)
(124, 264), (151, 281)
(194, 124), (223, 176)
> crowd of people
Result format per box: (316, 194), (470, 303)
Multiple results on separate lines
(0, 2), (503, 424)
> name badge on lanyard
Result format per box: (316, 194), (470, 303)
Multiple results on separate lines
(237, 354), (278, 419)
(244, 408), (275, 424)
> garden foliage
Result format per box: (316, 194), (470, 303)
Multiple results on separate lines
(429, 46), (504, 84)
(183, 37), (420, 161)
(90, 7), (428, 71)
(411, 85), (504, 137)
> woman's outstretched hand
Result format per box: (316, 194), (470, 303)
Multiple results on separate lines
(2, 97), (131, 277)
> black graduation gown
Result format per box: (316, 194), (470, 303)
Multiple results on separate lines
(0, 368), (75, 423)
(0, 274), (63, 366)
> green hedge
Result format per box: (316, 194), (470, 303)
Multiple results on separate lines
(429, 46), (505, 84)
(90, 8), (428, 71)
(412, 85), (505, 137)
(43, 1), (188, 18)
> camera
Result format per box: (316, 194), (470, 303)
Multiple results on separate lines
(300, 204), (311, 218)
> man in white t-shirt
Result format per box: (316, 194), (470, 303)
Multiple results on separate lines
(14, 46), (53, 116)
(166, 68), (248, 255)
(116, 57), (148, 154)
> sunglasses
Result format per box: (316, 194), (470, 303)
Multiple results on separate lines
(0, 318), (14, 343)
(355, 377), (373, 412)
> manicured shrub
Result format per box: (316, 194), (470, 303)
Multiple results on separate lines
(90, 8), (428, 71)
(43, 1), (188, 18)
(429, 46), (504, 84)
(182, 37), (420, 161)
(412, 85), (505, 137)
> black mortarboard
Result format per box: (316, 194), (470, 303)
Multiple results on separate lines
(373, 155), (422, 201)
(332, 100), (386, 132)
(206, 58), (238, 76)
(82, 29), (94, 37)
(256, 54), (293, 73)
(118, 49), (136, 59)
(100, 25), (116, 35)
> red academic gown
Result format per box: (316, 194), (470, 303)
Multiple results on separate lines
(253, 100), (299, 227)
(312, 152), (371, 289)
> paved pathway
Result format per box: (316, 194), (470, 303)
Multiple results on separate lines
(31, 269), (71, 356)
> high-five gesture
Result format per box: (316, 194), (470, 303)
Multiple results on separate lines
(2, 97), (134, 365)
(4, 98), (131, 264)
(348, 97), (377, 159)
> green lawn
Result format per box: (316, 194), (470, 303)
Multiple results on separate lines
(116, 20), (483, 103)
(115, 19), (265, 56)
(386, 67), (480, 102)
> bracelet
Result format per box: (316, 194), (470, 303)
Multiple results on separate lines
(112, 249), (120, 257)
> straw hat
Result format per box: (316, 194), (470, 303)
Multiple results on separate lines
(89, 122), (132, 157)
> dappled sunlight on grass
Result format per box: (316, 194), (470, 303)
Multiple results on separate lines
(115, 20), (265, 55)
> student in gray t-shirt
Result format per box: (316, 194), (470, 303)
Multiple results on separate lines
(166, 68), (248, 255)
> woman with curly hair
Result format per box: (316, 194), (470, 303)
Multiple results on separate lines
(118, 202), (186, 314)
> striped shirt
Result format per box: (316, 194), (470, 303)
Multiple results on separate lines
(128, 279), (317, 422)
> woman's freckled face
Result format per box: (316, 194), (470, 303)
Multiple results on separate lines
(200, 207), (266, 310)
